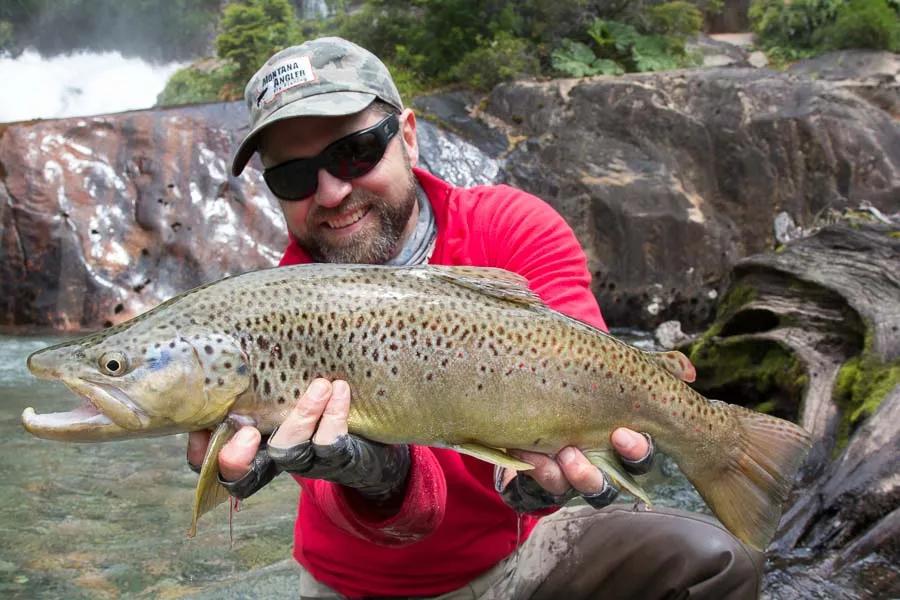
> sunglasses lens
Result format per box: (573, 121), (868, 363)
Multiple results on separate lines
(264, 165), (318, 200)
(327, 132), (385, 180)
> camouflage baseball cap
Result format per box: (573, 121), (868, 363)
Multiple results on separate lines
(231, 36), (403, 176)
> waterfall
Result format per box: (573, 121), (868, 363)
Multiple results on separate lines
(0, 49), (184, 123)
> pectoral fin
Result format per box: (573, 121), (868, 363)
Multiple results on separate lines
(583, 449), (652, 506)
(188, 419), (238, 537)
(648, 350), (696, 383)
(453, 443), (534, 471)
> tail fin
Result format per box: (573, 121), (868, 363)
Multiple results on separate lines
(691, 402), (812, 551)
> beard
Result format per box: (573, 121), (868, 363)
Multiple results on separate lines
(295, 168), (417, 265)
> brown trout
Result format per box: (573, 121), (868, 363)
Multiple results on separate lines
(22, 264), (811, 550)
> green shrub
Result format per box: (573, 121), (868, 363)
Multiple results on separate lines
(813, 0), (900, 51)
(449, 34), (541, 91)
(645, 1), (705, 36)
(215, 0), (303, 90)
(551, 39), (626, 76)
(156, 62), (236, 106)
(750, 0), (846, 49)
(552, 15), (698, 77)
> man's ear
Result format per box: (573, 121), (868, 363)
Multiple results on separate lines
(399, 108), (419, 167)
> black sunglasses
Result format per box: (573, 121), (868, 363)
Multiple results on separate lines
(263, 113), (400, 201)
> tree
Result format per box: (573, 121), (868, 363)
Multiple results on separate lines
(215, 0), (302, 89)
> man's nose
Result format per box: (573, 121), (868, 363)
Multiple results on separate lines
(313, 168), (352, 208)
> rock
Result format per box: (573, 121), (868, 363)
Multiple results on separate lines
(748, 51), (769, 69)
(0, 103), (500, 331)
(789, 50), (899, 117)
(653, 320), (692, 349)
(684, 221), (900, 598)
(773, 211), (803, 244)
(685, 34), (751, 68)
(481, 68), (899, 330)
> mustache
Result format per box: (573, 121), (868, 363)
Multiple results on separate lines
(308, 191), (380, 224)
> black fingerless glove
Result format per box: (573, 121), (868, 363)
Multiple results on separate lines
(268, 434), (410, 505)
(497, 433), (655, 513)
(216, 435), (281, 500)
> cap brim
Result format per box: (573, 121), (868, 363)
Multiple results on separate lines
(231, 91), (376, 176)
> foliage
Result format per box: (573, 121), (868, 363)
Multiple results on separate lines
(749, 0), (846, 49)
(551, 7), (702, 78)
(551, 40), (625, 76)
(450, 33), (542, 90)
(750, 0), (900, 58)
(813, 0), (900, 51)
(215, 0), (303, 92)
(155, 0), (721, 105)
(156, 62), (237, 106)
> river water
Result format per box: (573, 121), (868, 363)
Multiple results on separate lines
(0, 332), (705, 598)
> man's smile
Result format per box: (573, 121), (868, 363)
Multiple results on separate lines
(324, 206), (371, 230)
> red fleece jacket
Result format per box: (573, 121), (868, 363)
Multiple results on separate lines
(278, 168), (607, 598)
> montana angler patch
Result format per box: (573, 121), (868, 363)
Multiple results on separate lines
(256, 56), (316, 107)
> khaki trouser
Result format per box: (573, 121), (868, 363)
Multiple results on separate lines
(299, 504), (765, 600)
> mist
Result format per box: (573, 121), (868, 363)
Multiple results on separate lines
(0, 49), (184, 123)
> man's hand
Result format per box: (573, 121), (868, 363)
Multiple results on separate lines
(186, 378), (410, 505)
(496, 428), (654, 512)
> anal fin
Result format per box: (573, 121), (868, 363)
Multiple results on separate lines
(453, 443), (534, 471)
(583, 449), (652, 506)
(188, 419), (238, 537)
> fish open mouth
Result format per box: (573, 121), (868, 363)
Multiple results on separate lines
(22, 379), (146, 442)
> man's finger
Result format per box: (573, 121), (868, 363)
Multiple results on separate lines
(187, 429), (211, 469)
(610, 428), (650, 462)
(219, 426), (262, 481)
(557, 447), (605, 495)
(512, 450), (571, 496)
(312, 380), (351, 445)
(270, 378), (332, 449)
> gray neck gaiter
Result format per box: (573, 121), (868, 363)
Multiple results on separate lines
(385, 182), (437, 266)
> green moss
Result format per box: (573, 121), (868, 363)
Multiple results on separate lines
(691, 340), (807, 398)
(715, 284), (757, 321)
(888, 231), (900, 239)
(752, 399), (779, 414)
(833, 352), (900, 453)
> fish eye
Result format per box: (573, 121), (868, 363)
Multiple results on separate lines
(98, 352), (129, 376)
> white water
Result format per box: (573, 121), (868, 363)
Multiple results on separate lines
(0, 49), (185, 123)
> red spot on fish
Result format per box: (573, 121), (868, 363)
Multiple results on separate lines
(633, 402), (641, 410)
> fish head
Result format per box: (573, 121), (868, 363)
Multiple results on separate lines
(23, 323), (250, 442)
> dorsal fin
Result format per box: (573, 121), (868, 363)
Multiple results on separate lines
(425, 266), (546, 307)
(647, 350), (696, 382)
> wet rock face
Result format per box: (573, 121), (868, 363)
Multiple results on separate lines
(0, 103), (288, 331)
(0, 103), (502, 332)
(482, 68), (900, 329)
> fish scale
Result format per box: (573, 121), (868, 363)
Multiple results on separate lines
(23, 264), (812, 550)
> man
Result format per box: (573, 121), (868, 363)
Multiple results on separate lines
(188, 37), (763, 599)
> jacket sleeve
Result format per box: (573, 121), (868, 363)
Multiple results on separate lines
(295, 445), (448, 546)
(479, 186), (607, 331)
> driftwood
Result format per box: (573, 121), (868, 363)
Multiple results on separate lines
(686, 222), (899, 599)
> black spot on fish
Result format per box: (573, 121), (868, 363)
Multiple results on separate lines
(264, 380), (271, 395)
(204, 345), (213, 355)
